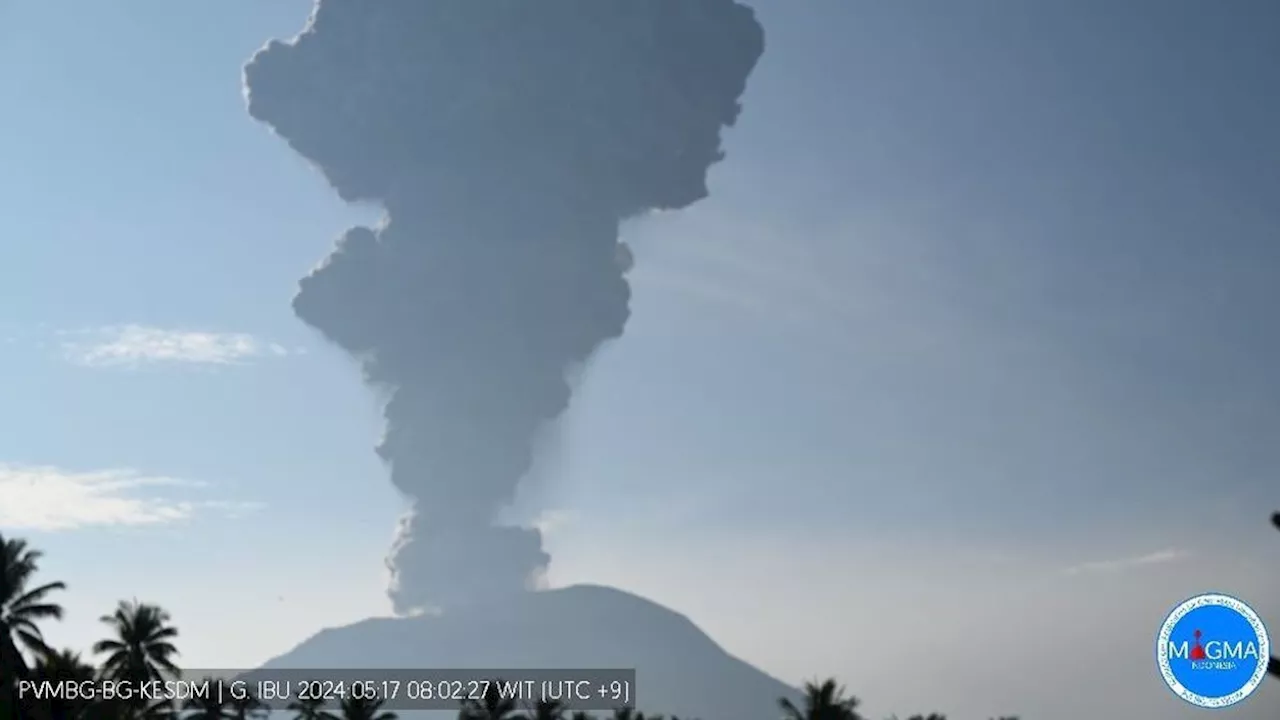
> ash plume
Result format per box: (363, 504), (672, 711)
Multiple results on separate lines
(243, 0), (764, 613)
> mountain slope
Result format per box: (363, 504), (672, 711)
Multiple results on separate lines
(260, 584), (800, 720)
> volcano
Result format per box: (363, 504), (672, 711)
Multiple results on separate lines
(259, 585), (801, 720)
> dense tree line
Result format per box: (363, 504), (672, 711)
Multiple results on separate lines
(41, 514), (1273, 719)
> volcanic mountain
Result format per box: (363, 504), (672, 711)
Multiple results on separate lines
(259, 584), (801, 720)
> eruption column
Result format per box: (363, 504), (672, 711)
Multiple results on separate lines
(244, 0), (765, 613)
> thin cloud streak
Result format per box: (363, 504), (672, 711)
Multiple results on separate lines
(0, 464), (262, 531)
(60, 325), (289, 368)
(1061, 548), (1187, 576)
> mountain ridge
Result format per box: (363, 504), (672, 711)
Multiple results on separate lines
(259, 583), (802, 720)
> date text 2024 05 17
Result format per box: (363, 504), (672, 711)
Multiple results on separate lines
(257, 677), (632, 706)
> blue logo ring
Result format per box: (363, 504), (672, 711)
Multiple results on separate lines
(1156, 593), (1270, 708)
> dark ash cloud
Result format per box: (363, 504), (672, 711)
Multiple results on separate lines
(244, 0), (764, 613)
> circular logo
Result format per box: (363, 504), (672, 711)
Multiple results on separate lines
(1156, 593), (1270, 708)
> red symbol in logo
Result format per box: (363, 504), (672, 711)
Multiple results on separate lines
(1190, 629), (1207, 660)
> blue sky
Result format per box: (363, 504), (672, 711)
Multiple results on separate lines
(1, 1), (1278, 718)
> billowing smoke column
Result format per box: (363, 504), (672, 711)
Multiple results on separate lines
(244, 0), (764, 613)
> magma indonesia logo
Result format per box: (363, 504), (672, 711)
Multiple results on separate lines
(1157, 593), (1270, 708)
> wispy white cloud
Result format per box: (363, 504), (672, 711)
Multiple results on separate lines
(1061, 548), (1186, 576)
(0, 464), (262, 531)
(60, 325), (289, 368)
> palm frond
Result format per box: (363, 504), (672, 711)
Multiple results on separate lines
(7, 581), (68, 610)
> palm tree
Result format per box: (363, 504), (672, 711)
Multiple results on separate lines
(26, 647), (96, 720)
(94, 599), (181, 719)
(287, 695), (341, 720)
(227, 687), (270, 720)
(1, 534), (66, 673)
(459, 681), (518, 720)
(34, 647), (96, 680)
(779, 679), (865, 720)
(1, 533), (65, 720)
(337, 695), (398, 720)
(181, 676), (234, 720)
(94, 599), (181, 683)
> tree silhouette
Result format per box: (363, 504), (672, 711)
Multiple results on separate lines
(1, 534), (66, 665)
(337, 695), (398, 720)
(94, 599), (181, 682)
(0, 533), (1036, 720)
(30, 647), (96, 720)
(288, 694), (341, 720)
(780, 679), (865, 720)
(34, 646), (95, 680)
(526, 698), (567, 720)
(94, 599), (182, 718)
(0, 532), (65, 720)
